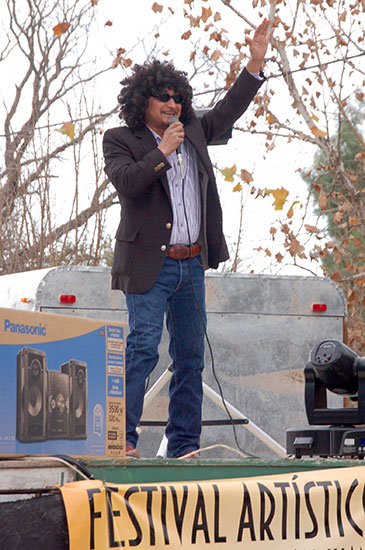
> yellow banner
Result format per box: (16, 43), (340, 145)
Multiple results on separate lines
(60, 466), (365, 549)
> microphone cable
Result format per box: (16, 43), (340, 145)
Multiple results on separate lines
(176, 147), (257, 459)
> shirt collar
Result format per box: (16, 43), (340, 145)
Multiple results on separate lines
(146, 125), (162, 143)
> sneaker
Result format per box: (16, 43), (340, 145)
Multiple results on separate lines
(125, 445), (140, 458)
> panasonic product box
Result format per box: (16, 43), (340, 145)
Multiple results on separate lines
(0, 308), (125, 458)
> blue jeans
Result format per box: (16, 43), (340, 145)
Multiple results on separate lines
(124, 255), (206, 458)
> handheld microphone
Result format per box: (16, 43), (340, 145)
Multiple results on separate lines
(168, 116), (183, 171)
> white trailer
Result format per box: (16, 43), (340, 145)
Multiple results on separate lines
(0, 266), (347, 458)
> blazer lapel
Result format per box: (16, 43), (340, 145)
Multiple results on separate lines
(184, 126), (200, 156)
(135, 125), (158, 153)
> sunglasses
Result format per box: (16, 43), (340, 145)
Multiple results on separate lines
(152, 92), (183, 104)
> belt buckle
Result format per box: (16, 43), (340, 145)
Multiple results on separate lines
(174, 245), (188, 260)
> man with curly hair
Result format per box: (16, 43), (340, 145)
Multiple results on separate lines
(103, 19), (273, 458)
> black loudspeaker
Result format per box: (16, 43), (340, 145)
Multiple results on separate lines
(47, 371), (70, 439)
(16, 347), (47, 442)
(61, 360), (87, 439)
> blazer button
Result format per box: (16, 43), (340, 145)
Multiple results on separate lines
(161, 244), (167, 252)
(154, 162), (165, 172)
(166, 222), (172, 229)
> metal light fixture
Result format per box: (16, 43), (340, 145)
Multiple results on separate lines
(287, 340), (365, 458)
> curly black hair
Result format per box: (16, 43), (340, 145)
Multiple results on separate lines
(117, 59), (195, 130)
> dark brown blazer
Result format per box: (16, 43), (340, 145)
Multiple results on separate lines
(103, 68), (265, 293)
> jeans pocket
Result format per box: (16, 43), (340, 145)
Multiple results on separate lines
(193, 254), (204, 270)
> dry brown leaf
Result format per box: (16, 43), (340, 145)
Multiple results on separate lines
(311, 125), (327, 138)
(266, 187), (289, 210)
(53, 22), (70, 36)
(240, 169), (253, 184)
(270, 227), (277, 240)
(347, 290), (357, 303)
(221, 165), (236, 182)
(318, 189), (327, 210)
(305, 224), (320, 233)
(287, 200), (300, 219)
(287, 235), (307, 259)
(201, 6), (212, 22)
(152, 2), (163, 13)
(211, 49), (223, 62)
(55, 122), (75, 142)
(181, 30), (192, 40)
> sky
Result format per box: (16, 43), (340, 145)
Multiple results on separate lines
(0, 0), (330, 276)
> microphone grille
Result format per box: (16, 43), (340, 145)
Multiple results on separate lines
(168, 116), (179, 125)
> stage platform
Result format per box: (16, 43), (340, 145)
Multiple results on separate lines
(1, 455), (365, 493)
(84, 455), (365, 483)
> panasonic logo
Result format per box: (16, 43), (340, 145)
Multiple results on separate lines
(4, 319), (47, 336)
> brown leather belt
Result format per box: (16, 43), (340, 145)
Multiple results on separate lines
(166, 243), (202, 260)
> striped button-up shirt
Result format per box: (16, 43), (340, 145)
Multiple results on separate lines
(149, 128), (201, 245)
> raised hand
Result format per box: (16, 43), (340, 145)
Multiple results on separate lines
(245, 18), (274, 73)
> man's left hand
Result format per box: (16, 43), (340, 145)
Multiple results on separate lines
(245, 18), (274, 73)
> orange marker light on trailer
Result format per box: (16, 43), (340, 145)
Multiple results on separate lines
(59, 294), (76, 304)
(312, 303), (327, 313)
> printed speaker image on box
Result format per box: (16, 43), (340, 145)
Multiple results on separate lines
(61, 359), (88, 440)
(16, 347), (48, 443)
(16, 348), (88, 442)
(0, 308), (125, 458)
